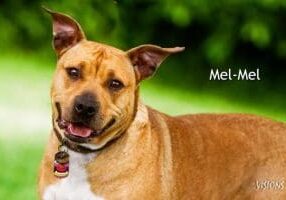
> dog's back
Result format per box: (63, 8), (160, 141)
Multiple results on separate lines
(149, 108), (286, 199)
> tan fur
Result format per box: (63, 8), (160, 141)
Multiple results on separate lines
(87, 107), (286, 199)
(39, 100), (286, 199)
(50, 41), (137, 146)
(38, 12), (286, 199)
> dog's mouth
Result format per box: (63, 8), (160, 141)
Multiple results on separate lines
(57, 118), (116, 143)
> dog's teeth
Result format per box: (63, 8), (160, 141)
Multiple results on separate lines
(58, 120), (67, 129)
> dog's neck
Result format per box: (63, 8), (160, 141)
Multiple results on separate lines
(126, 101), (149, 134)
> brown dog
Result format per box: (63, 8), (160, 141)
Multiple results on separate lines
(38, 10), (286, 200)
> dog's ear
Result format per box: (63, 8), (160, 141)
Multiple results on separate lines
(44, 7), (86, 56)
(127, 45), (185, 82)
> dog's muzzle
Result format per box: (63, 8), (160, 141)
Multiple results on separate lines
(56, 102), (115, 141)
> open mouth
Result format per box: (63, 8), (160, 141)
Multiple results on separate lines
(57, 118), (116, 143)
(54, 102), (116, 143)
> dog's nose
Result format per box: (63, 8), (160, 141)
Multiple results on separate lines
(74, 103), (96, 117)
(73, 92), (99, 121)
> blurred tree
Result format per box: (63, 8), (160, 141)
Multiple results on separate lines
(0, 0), (285, 107)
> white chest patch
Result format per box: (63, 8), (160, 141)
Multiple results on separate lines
(43, 151), (104, 200)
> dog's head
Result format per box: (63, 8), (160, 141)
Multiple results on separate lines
(46, 10), (184, 150)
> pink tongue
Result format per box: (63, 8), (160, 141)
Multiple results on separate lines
(67, 123), (92, 138)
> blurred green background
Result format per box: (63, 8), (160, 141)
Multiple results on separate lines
(0, 0), (285, 199)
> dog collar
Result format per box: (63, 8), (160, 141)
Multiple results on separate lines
(52, 117), (121, 178)
(51, 101), (130, 177)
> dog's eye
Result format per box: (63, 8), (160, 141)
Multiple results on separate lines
(66, 68), (80, 79)
(108, 79), (124, 91)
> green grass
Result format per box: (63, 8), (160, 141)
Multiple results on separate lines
(0, 53), (285, 199)
(0, 140), (43, 199)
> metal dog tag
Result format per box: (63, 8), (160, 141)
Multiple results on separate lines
(54, 148), (69, 178)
